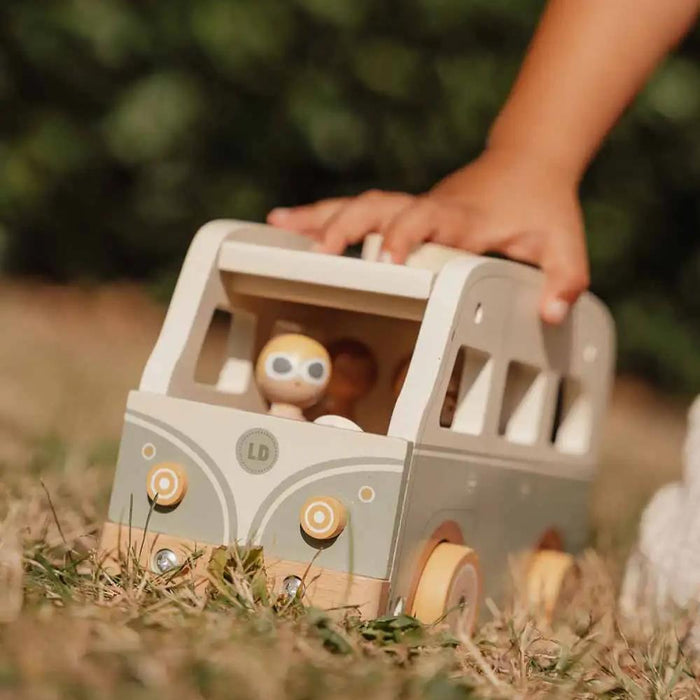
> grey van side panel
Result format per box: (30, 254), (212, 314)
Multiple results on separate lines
(389, 448), (590, 610)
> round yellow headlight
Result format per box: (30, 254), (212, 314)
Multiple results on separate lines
(146, 462), (188, 507)
(300, 496), (347, 540)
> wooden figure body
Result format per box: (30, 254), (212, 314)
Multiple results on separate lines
(98, 220), (615, 634)
(312, 339), (377, 422)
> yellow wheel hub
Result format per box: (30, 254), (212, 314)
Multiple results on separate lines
(525, 550), (576, 619)
(411, 542), (481, 636)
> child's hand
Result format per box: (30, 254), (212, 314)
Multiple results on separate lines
(267, 147), (588, 324)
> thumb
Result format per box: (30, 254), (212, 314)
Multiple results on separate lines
(539, 235), (590, 325)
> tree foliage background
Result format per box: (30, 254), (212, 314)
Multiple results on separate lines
(0, 0), (698, 392)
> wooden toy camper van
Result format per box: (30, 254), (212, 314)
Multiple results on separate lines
(99, 220), (615, 634)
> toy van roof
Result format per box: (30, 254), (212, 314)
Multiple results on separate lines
(140, 220), (614, 469)
(218, 223), (476, 321)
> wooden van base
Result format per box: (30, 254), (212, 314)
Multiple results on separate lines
(98, 522), (388, 617)
(98, 521), (213, 581)
(266, 559), (389, 618)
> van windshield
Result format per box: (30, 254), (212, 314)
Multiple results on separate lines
(193, 275), (422, 435)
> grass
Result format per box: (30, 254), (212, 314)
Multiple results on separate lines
(2, 475), (699, 699)
(1, 281), (698, 698)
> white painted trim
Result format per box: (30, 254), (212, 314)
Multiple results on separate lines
(388, 257), (486, 441)
(219, 241), (434, 300)
(140, 220), (245, 394)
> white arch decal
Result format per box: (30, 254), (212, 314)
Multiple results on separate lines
(251, 463), (402, 543)
(126, 414), (231, 543)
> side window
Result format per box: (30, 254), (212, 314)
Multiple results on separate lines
(550, 377), (591, 455)
(498, 361), (548, 446)
(194, 308), (257, 395)
(195, 308), (233, 386)
(439, 346), (493, 435)
(495, 362), (591, 454)
(435, 334), (595, 456)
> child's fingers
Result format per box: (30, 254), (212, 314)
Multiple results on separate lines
(383, 198), (492, 263)
(387, 201), (489, 262)
(539, 233), (590, 324)
(267, 198), (348, 231)
(315, 191), (413, 255)
(381, 198), (441, 262)
(429, 204), (493, 253)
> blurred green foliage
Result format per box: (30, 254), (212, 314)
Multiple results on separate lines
(0, 0), (698, 392)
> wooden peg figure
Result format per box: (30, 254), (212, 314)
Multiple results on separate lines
(256, 334), (331, 421)
(319, 339), (378, 421)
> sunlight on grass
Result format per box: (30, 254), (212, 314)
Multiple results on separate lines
(0, 463), (695, 699)
(0, 283), (697, 698)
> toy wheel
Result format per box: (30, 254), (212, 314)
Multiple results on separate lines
(525, 550), (576, 619)
(411, 542), (480, 636)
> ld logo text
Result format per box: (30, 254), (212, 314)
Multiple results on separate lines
(236, 429), (279, 474)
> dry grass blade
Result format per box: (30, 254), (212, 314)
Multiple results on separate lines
(456, 629), (509, 693)
(0, 505), (24, 623)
